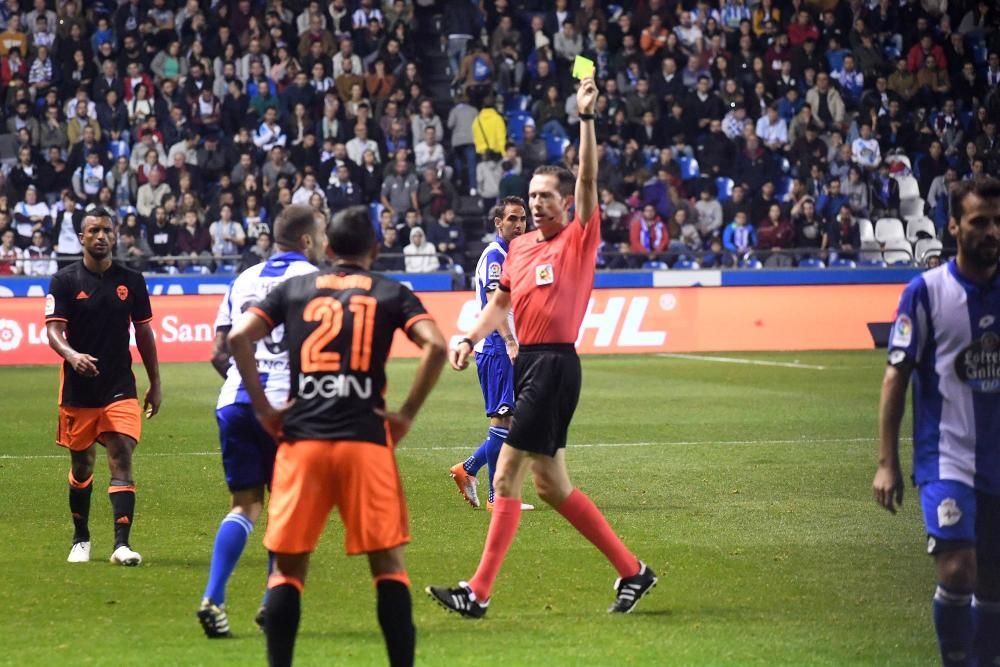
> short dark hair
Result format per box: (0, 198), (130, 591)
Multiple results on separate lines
(489, 196), (527, 225)
(532, 165), (575, 196)
(327, 206), (375, 258)
(273, 204), (318, 249)
(949, 177), (1000, 222)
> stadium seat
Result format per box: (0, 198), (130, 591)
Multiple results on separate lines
(905, 216), (937, 243)
(896, 175), (920, 200)
(0, 133), (17, 166)
(857, 218), (875, 243)
(915, 238), (943, 265)
(641, 260), (669, 269)
(830, 258), (857, 268)
(741, 257), (763, 269)
(875, 218), (906, 243)
(673, 258), (701, 270)
(775, 176), (793, 199)
(798, 257), (825, 268)
(860, 239), (883, 262)
(887, 154), (911, 170)
(715, 177), (734, 202)
(503, 95), (530, 113)
(900, 197), (925, 220)
(678, 156), (700, 181)
(505, 111), (533, 143)
(545, 134), (571, 163)
(882, 238), (914, 265)
(859, 258), (888, 267)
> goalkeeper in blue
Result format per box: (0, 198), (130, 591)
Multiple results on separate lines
(874, 177), (1000, 667)
(197, 206), (327, 638)
(448, 197), (532, 511)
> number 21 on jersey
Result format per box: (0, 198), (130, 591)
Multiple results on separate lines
(301, 295), (377, 373)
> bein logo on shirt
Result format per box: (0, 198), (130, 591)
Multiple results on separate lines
(955, 332), (1000, 393)
(937, 498), (962, 528)
(298, 373), (373, 400)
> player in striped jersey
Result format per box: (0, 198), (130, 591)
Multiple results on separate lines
(198, 205), (328, 638)
(448, 197), (534, 511)
(875, 177), (1000, 666)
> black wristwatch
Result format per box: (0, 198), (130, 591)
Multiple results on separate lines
(579, 113), (595, 121)
(457, 337), (474, 349)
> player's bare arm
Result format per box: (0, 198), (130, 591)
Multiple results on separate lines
(378, 318), (447, 444)
(450, 289), (513, 371)
(228, 313), (288, 436)
(874, 364), (910, 514)
(488, 288), (518, 362)
(45, 320), (99, 377)
(575, 76), (599, 227)
(209, 330), (231, 379)
(134, 321), (161, 419)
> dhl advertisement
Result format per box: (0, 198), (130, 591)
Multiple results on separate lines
(0, 286), (904, 365)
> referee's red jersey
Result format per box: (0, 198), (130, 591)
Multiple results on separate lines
(499, 208), (601, 345)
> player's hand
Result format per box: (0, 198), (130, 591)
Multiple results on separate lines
(450, 340), (472, 371)
(577, 76), (597, 115)
(505, 338), (519, 363)
(69, 352), (99, 377)
(143, 382), (162, 419)
(873, 463), (904, 514)
(256, 400), (294, 438)
(375, 408), (412, 444)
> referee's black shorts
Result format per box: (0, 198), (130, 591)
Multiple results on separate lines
(506, 344), (582, 457)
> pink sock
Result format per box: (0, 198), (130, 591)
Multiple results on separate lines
(467, 496), (522, 601)
(557, 489), (639, 578)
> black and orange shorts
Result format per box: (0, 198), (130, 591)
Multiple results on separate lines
(264, 439), (410, 556)
(56, 399), (142, 451)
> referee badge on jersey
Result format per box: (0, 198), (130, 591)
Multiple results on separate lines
(535, 263), (554, 286)
(117, 285), (129, 301)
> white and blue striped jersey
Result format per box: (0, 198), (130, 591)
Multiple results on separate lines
(474, 236), (515, 355)
(889, 260), (1000, 493)
(215, 252), (318, 409)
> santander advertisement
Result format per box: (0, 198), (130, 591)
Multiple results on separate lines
(0, 285), (903, 366)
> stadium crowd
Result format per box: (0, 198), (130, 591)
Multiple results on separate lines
(0, 0), (996, 277)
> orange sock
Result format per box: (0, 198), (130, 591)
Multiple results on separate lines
(467, 496), (522, 601)
(557, 489), (639, 578)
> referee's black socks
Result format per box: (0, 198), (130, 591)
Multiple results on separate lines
(108, 479), (135, 548)
(265, 577), (302, 667)
(68, 471), (93, 543)
(375, 574), (415, 667)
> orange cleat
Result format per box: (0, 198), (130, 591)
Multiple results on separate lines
(449, 463), (481, 508)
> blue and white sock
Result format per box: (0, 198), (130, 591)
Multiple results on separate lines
(485, 426), (509, 504)
(204, 511), (254, 605)
(463, 441), (489, 476)
(933, 585), (973, 667)
(974, 595), (1000, 667)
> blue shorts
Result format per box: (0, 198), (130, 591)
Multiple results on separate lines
(216, 403), (277, 492)
(475, 350), (514, 419)
(920, 480), (1000, 556)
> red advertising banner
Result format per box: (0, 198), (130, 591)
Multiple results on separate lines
(0, 285), (903, 366)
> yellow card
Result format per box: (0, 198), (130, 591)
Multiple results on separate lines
(572, 55), (595, 79)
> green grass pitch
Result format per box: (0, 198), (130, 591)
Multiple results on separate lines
(0, 351), (936, 666)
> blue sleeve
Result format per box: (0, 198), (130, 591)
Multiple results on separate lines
(887, 277), (926, 368)
(722, 224), (735, 252)
(480, 249), (506, 292)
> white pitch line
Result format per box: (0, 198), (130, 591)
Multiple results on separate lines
(0, 437), (873, 460)
(656, 353), (828, 370)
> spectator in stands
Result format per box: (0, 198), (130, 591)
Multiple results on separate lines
(373, 225), (404, 272)
(13, 185), (50, 248)
(326, 163), (363, 212)
(806, 72), (845, 132)
(629, 204), (669, 265)
(832, 54), (865, 109)
(793, 198), (826, 259)
(427, 208), (466, 270)
(23, 229), (56, 276)
(0, 228), (23, 275)
(915, 54), (951, 108)
(72, 150), (107, 203)
(136, 167), (169, 219)
(237, 231), (273, 273)
(447, 94), (478, 195)
(519, 123), (547, 175)
(695, 186), (724, 240)
(476, 150), (502, 208)
(870, 163), (901, 219)
(176, 209), (212, 272)
(842, 166), (871, 218)
(722, 210), (757, 258)
(851, 123), (881, 171)
(116, 226), (152, 272)
(414, 127), (447, 176)
(402, 226), (437, 273)
(473, 97), (506, 158)
(827, 204), (862, 261)
(417, 167), (456, 224)
(755, 104), (788, 152)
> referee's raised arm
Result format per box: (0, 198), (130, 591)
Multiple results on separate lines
(575, 76), (599, 228)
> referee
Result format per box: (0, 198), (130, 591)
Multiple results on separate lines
(427, 77), (656, 618)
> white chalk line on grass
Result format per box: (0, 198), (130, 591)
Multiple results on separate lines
(0, 437), (873, 460)
(656, 353), (828, 370)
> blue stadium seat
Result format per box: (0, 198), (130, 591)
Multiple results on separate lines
(959, 110), (973, 131)
(716, 177), (734, 201)
(830, 258), (857, 268)
(679, 155), (700, 181)
(504, 95), (530, 113)
(644, 149), (658, 169)
(641, 260), (669, 269)
(775, 176), (793, 199)
(505, 111), (533, 143)
(798, 257), (825, 268)
(741, 257), (763, 269)
(673, 258), (700, 270)
(859, 258), (888, 267)
(544, 134), (570, 163)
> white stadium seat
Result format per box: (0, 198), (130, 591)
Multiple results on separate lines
(875, 218), (906, 243)
(906, 217), (937, 243)
(882, 238), (914, 265)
